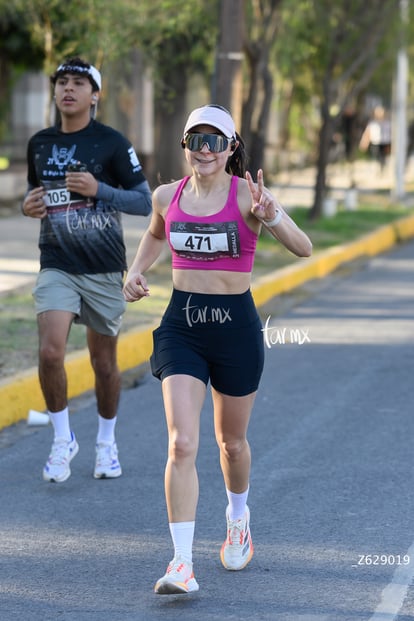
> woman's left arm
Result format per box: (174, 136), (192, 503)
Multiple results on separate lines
(246, 169), (312, 258)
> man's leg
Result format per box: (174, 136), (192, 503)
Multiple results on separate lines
(87, 327), (122, 478)
(38, 310), (79, 483)
(38, 310), (74, 412)
(87, 327), (121, 418)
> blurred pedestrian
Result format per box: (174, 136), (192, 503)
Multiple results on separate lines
(359, 106), (391, 171)
(341, 105), (358, 162)
(22, 57), (152, 483)
(123, 104), (312, 594)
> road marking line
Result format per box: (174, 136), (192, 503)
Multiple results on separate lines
(369, 542), (414, 620)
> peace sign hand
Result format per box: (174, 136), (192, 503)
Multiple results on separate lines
(246, 169), (279, 223)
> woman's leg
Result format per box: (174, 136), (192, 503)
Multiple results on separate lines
(212, 389), (257, 494)
(161, 373), (206, 522)
(212, 388), (257, 571)
(154, 374), (206, 594)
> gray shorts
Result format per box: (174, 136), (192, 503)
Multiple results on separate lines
(33, 268), (126, 337)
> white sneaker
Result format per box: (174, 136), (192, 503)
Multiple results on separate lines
(94, 442), (122, 479)
(154, 556), (199, 595)
(220, 505), (254, 570)
(43, 432), (79, 483)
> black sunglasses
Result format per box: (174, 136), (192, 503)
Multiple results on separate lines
(182, 133), (232, 153)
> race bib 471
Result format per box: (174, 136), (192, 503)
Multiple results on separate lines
(169, 221), (240, 261)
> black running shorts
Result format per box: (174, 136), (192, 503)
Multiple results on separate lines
(150, 288), (265, 396)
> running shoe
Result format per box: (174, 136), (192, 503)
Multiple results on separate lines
(93, 441), (122, 479)
(43, 432), (79, 483)
(154, 556), (199, 595)
(220, 505), (254, 570)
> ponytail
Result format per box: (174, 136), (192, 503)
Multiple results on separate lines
(226, 132), (248, 178)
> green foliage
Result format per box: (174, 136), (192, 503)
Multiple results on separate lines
(0, 0), (412, 179)
(0, 0), (46, 70)
(0, 0), (219, 72)
(136, 0), (219, 103)
(0, 0), (220, 102)
(5, 0), (140, 70)
(278, 0), (400, 92)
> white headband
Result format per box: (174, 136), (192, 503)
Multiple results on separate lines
(56, 64), (102, 91)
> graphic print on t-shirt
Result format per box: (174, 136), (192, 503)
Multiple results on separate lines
(49, 144), (77, 171)
(28, 120), (148, 273)
(41, 178), (101, 234)
(170, 221), (240, 261)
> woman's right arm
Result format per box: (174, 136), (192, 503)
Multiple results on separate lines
(123, 187), (168, 302)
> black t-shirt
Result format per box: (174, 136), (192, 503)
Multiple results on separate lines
(27, 120), (147, 274)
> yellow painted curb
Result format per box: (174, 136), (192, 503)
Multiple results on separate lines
(0, 325), (156, 429)
(1, 214), (414, 430)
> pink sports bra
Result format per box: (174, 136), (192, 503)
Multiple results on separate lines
(165, 176), (257, 272)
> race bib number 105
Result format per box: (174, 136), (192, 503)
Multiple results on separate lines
(42, 179), (85, 212)
(43, 187), (70, 207)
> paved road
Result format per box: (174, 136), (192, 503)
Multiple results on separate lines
(1, 239), (414, 620)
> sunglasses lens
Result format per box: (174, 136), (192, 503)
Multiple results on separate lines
(185, 133), (229, 152)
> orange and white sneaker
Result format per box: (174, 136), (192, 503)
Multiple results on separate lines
(154, 556), (199, 595)
(220, 505), (254, 570)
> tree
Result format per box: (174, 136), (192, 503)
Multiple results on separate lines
(280, 0), (401, 219)
(242, 0), (283, 177)
(135, 0), (220, 182)
(0, 0), (219, 180)
(0, 2), (43, 141)
(0, 0), (152, 132)
(214, 0), (245, 129)
(0, 0), (408, 191)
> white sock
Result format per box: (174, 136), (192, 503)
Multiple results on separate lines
(96, 414), (117, 444)
(48, 407), (71, 441)
(226, 487), (249, 521)
(169, 521), (195, 564)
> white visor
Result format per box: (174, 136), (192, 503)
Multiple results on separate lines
(183, 106), (236, 139)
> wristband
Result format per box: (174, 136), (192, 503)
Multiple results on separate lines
(263, 210), (282, 228)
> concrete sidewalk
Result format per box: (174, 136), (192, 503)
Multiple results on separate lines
(1, 158), (414, 430)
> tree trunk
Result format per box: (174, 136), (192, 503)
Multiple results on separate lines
(0, 57), (11, 143)
(242, 41), (272, 175)
(241, 42), (260, 149)
(248, 55), (273, 177)
(154, 69), (188, 185)
(214, 0), (245, 128)
(310, 105), (335, 220)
